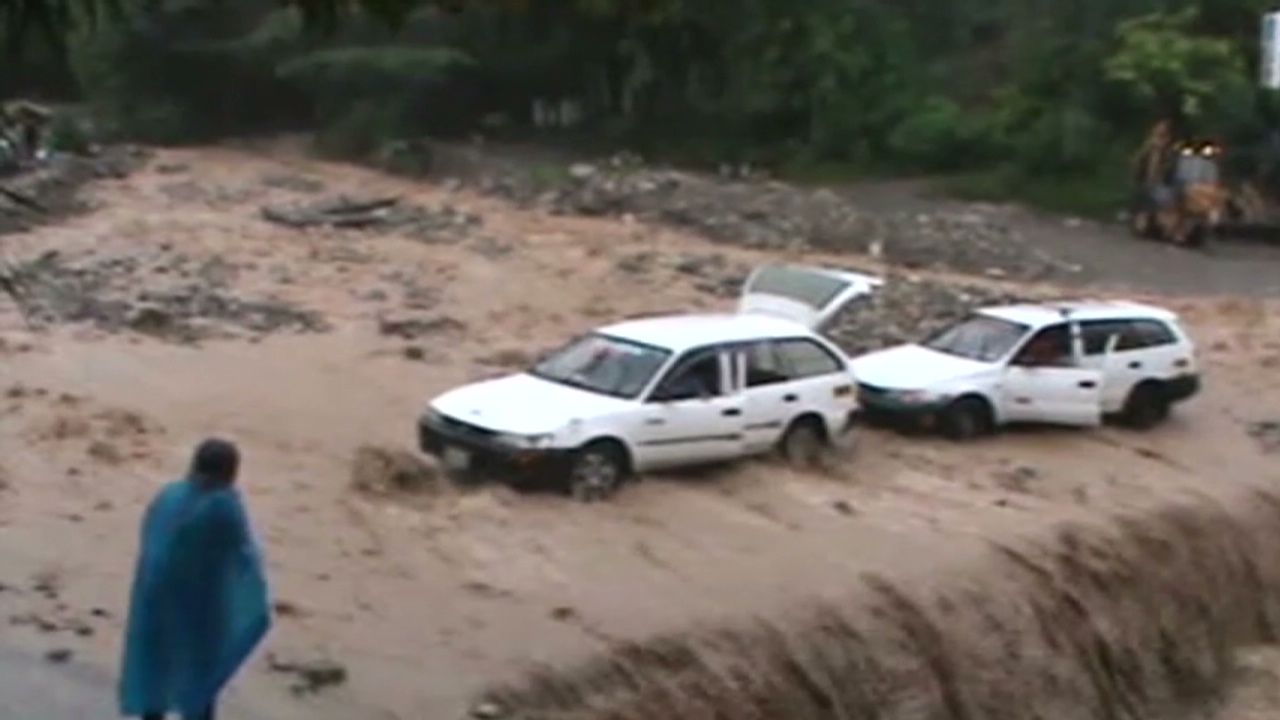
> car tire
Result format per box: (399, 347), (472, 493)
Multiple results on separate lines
(780, 417), (827, 468)
(1122, 383), (1169, 430)
(941, 397), (991, 441)
(567, 441), (627, 502)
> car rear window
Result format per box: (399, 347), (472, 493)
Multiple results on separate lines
(776, 338), (843, 378)
(746, 266), (849, 310)
(1081, 318), (1178, 353)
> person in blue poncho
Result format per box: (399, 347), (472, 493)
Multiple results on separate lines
(119, 439), (272, 720)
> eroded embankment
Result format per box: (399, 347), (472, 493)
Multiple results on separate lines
(474, 488), (1280, 720)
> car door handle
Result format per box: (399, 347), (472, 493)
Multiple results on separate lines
(722, 408), (742, 417)
(1078, 380), (1097, 388)
(645, 418), (665, 426)
(1128, 361), (1142, 369)
(782, 394), (798, 403)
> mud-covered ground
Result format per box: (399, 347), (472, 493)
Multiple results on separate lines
(1, 143), (1279, 719)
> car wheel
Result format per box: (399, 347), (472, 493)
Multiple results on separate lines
(567, 441), (627, 502)
(1122, 383), (1169, 430)
(941, 397), (990, 441)
(780, 418), (827, 468)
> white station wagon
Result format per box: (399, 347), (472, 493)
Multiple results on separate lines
(850, 300), (1201, 439)
(418, 265), (880, 499)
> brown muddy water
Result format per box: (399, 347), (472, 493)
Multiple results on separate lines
(478, 492), (1280, 720)
(3, 144), (1280, 720)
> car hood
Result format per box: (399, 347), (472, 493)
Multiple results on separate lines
(429, 373), (632, 435)
(850, 344), (993, 390)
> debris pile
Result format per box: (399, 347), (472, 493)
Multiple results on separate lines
(825, 275), (1039, 355)
(0, 146), (147, 235)
(0, 250), (327, 342)
(262, 194), (482, 244)
(475, 159), (1074, 280)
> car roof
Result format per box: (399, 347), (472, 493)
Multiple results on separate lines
(978, 300), (1179, 328)
(599, 313), (815, 353)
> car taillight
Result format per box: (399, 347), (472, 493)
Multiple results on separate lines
(834, 385), (853, 398)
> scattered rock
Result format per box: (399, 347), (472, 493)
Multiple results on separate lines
(1, 147), (147, 236)
(475, 348), (532, 368)
(550, 606), (577, 622)
(87, 440), (124, 465)
(260, 173), (325, 194)
(831, 499), (856, 516)
(261, 194), (481, 243)
(273, 600), (304, 618)
(154, 162), (189, 175)
(1247, 421), (1280, 454)
(468, 235), (513, 259)
(125, 304), (175, 335)
(403, 345), (427, 361)
(377, 314), (465, 340)
(826, 275), (1038, 356)
(994, 465), (1039, 493)
(568, 163), (597, 181)
(31, 571), (60, 600)
(44, 648), (73, 664)
(2, 250), (327, 341)
(471, 161), (1072, 280)
(351, 445), (441, 496)
(471, 700), (509, 719)
(266, 654), (348, 696)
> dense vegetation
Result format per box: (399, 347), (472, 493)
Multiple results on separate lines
(4, 0), (1280, 214)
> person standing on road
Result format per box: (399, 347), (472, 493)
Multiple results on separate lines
(119, 439), (272, 720)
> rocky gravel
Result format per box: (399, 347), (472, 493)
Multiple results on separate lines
(826, 274), (1040, 355)
(261, 194), (483, 244)
(1, 249), (327, 342)
(472, 158), (1079, 281)
(0, 147), (148, 236)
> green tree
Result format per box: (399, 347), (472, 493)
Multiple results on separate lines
(1104, 8), (1249, 122)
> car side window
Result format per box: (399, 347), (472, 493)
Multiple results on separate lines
(744, 342), (789, 387)
(777, 338), (843, 378)
(650, 349), (723, 401)
(1119, 319), (1177, 350)
(1011, 324), (1074, 367)
(1080, 320), (1128, 355)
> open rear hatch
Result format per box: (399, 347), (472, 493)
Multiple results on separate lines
(737, 264), (882, 329)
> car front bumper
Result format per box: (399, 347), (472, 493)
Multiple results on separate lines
(418, 416), (571, 484)
(856, 384), (949, 425)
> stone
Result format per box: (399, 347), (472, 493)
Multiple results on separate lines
(350, 445), (440, 495)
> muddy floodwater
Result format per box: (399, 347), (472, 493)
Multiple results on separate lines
(2, 143), (1280, 719)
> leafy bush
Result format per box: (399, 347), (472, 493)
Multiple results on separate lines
(69, 3), (309, 143)
(887, 96), (997, 171)
(1012, 105), (1112, 174)
(314, 101), (412, 159)
(46, 112), (94, 154)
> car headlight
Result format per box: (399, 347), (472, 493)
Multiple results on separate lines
(421, 407), (443, 426)
(495, 432), (555, 449)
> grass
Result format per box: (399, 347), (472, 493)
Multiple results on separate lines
(941, 164), (1129, 220)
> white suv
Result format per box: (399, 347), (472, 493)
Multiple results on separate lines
(418, 265), (880, 499)
(849, 300), (1200, 439)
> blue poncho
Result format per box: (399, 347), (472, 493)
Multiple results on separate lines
(119, 479), (271, 717)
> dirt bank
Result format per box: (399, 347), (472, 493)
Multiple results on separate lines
(479, 489), (1280, 720)
(0, 144), (1278, 719)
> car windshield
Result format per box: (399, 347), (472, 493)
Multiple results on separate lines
(530, 333), (671, 399)
(923, 314), (1030, 362)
